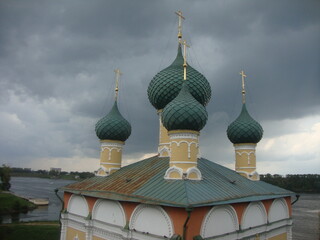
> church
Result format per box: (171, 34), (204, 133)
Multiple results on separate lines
(59, 11), (294, 240)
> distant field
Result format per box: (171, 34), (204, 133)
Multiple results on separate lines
(0, 222), (60, 240)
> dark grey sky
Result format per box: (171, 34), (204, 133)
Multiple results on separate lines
(0, 0), (319, 174)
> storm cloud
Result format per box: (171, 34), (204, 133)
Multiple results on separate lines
(0, 0), (319, 174)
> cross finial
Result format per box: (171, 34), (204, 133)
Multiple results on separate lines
(114, 69), (122, 100)
(179, 39), (190, 80)
(239, 70), (247, 104)
(175, 10), (185, 39)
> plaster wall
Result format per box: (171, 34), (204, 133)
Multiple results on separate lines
(66, 227), (86, 240)
(62, 194), (293, 240)
(92, 236), (104, 240)
(67, 195), (89, 217)
(158, 114), (170, 157)
(268, 198), (289, 222)
(168, 130), (199, 171)
(100, 140), (123, 172)
(241, 202), (267, 229)
(201, 205), (239, 238)
(92, 199), (125, 227)
(129, 204), (174, 238)
(268, 232), (287, 240)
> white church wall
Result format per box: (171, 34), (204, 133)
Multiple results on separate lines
(268, 198), (289, 223)
(67, 194), (89, 217)
(241, 201), (267, 230)
(92, 199), (126, 227)
(200, 205), (239, 238)
(129, 204), (174, 238)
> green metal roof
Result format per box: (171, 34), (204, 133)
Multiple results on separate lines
(227, 104), (263, 144)
(95, 101), (131, 141)
(62, 156), (293, 208)
(162, 83), (208, 131)
(147, 44), (211, 110)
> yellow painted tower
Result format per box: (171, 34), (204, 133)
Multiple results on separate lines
(227, 71), (263, 180)
(147, 11), (211, 158)
(95, 69), (131, 176)
(161, 40), (208, 180)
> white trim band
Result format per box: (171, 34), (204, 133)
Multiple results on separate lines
(170, 161), (197, 164)
(101, 142), (124, 148)
(234, 144), (256, 150)
(100, 162), (121, 166)
(169, 132), (198, 140)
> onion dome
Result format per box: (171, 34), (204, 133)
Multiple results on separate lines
(147, 44), (211, 110)
(227, 104), (263, 144)
(162, 83), (208, 131)
(95, 101), (131, 141)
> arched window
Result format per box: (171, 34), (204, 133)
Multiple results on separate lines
(67, 195), (89, 217)
(201, 205), (239, 238)
(241, 201), (267, 229)
(129, 204), (174, 238)
(268, 198), (289, 222)
(92, 199), (126, 227)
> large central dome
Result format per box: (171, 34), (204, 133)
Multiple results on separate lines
(162, 82), (208, 131)
(147, 44), (211, 110)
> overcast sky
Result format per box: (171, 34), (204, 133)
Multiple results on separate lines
(0, 0), (319, 174)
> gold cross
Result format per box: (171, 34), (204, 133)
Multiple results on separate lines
(114, 69), (122, 100)
(179, 39), (190, 80)
(175, 11), (185, 39)
(239, 70), (247, 104)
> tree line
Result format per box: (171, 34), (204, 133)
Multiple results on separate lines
(260, 174), (320, 193)
(4, 166), (94, 181)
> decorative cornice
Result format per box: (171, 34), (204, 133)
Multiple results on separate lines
(236, 170), (260, 180)
(186, 166), (202, 180)
(158, 145), (171, 157)
(164, 165), (183, 179)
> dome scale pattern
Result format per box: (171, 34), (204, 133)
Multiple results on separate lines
(147, 44), (211, 110)
(162, 83), (208, 131)
(95, 101), (131, 141)
(227, 104), (263, 144)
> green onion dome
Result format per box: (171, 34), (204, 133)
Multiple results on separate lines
(147, 44), (211, 110)
(162, 82), (208, 131)
(227, 104), (263, 144)
(95, 101), (131, 141)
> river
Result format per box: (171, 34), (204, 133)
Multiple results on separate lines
(1, 177), (75, 223)
(1, 177), (319, 239)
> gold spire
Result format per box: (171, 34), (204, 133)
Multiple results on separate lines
(179, 39), (190, 80)
(239, 70), (247, 104)
(114, 69), (122, 101)
(175, 10), (185, 39)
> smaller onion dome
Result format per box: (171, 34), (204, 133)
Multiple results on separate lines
(227, 104), (263, 144)
(162, 83), (208, 131)
(95, 101), (131, 141)
(147, 44), (211, 110)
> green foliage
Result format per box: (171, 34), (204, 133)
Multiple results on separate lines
(0, 193), (35, 214)
(0, 224), (59, 240)
(0, 164), (11, 191)
(260, 174), (320, 193)
(10, 167), (94, 180)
